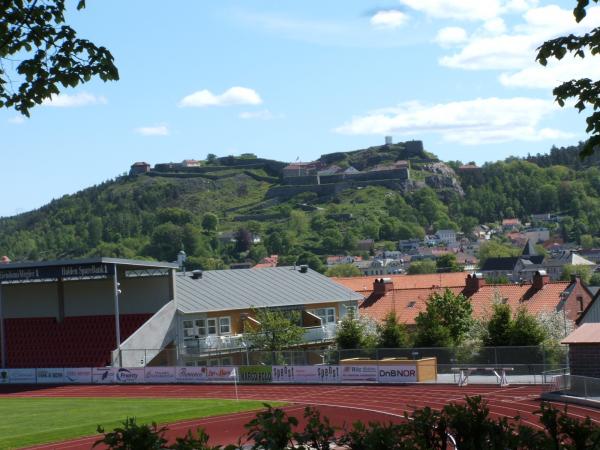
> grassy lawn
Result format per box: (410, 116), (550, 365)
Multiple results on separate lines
(0, 397), (279, 449)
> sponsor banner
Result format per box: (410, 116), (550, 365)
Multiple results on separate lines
(114, 367), (145, 384)
(92, 367), (116, 384)
(36, 368), (65, 384)
(0, 369), (9, 384)
(272, 365), (295, 383)
(8, 368), (36, 384)
(144, 367), (176, 383)
(272, 365), (341, 383)
(64, 368), (92, 384)
(239, 366), (272, 384)
(341, 365), (378, 383)
(175, 366), (207, 383)
(294, 365), (341, 383)
(206, 366), (237, 382)
(377, 366), (417, 383)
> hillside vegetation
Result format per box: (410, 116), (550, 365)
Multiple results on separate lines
(1, 142), (599, 270)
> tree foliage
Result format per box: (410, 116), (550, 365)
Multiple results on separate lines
(407, 259), (437, 275)
(377, 311), (409, 348)
(414, 289), (473, 347)
(1, 0), (119, 116)
(245, 309), (304, 352)
(324, 264), (362, 277)
(536, 0), (600, 157)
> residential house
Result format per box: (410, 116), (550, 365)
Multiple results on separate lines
(480, 240), (544, 282)
(129, 162), (151, 175)
(181, 159), (202, 167)
(335, 272), (592, 328)
(326, 255), (363, 267)
(399, 239), (421, 253)
(253, 255), (279, 269)
(357, 239), (375, 252)
(524, 227), (550, 244)
(354, 258), (403, 276)
(502, 218), (522, 231)
(436, 229), (457, 245)
(544, 252), (596, 281)
(174, 266), (362, 365)
(282, 161), (323, 178)
(577, 249), (600, 264)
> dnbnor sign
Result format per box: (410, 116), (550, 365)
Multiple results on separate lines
(377, 366), (417, 383)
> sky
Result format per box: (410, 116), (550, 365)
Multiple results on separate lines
(1, 0), (599, 217)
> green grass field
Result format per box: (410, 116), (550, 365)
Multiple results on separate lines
(0, 397), (278, 449)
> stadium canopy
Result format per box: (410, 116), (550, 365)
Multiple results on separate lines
(0, 257), (178, 284)
(0, 257), (178, 367)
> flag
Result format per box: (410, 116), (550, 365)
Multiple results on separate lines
(229, 368), (237, 378)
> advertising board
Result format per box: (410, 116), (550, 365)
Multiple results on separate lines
(64, 367), (92, 383)
(206, 366), (237, 382)
(340, 365), (378, 383)
(92, 367), (116, 384)
(36, 368), (64, 384)
(377, 365), (417, 383)
(7, 368), (36, 384)
(144, 367), (176, 383)
(114, 367), (145, 384)
(175, 366), (207, 383)
(239, 366), (272, 383)
(272, 365), (341, 383)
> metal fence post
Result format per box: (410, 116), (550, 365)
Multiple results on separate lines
(494, 347), (498, 367)
(584, 377), (588, 399)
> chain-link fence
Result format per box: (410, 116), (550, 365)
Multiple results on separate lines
(116, 344), (568, 377)
(551, 374), (600, 399)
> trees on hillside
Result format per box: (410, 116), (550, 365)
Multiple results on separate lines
(1, 0), (118, 116)
(537, 0), (600, 157)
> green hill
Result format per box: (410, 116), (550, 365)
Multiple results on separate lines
(2, 141), (600, 271)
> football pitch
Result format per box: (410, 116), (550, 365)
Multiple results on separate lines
(0, 397), (276, 449)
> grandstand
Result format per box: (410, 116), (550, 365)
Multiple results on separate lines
(0, 258), (177, 368)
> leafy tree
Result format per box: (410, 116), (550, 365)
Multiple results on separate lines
(248, 244), (268, 263)
(436, 253), (461, 273)
(206, 153), (217, 163)
(414, 289), (473, 347)
(590, 272), (600, 286)
(407, 259), (437, 275)
(484, 303), (512, 347)
(325, 264), (361, 277)
(561, 264), (593, 284)
(296, 251), (324, 273)
(201, 213), (219, 232)
(157, 208), (194, 226)
(245, 308), (304, 352)
(148, 223), (183, 261)
(536, 0), (600, 157)
(1, 0), (119, 116)
(477, 241), (520, 266)
(377, 311), (409, 348)
(509, 307), (546, 346)
(335, 314), (365, 350)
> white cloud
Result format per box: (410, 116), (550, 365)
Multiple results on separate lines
(42, 92), (107, 107)
(239, 109), (278, 120)
(334, 97), (572, 145)
(500, 56), (600, 88)
(134, 125), (169, 136)
(179, 87), (262, 107)
(435, 27), (468, 46)
(399, 0), (503, 21)
(7, 116), (25, 125)
(439, 5), (600, 73)
(370, 10), (409, 29)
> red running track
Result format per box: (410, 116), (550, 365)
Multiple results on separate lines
(1, 383), (598, 450)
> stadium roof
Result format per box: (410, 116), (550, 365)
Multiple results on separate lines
(0, 257), (178, 283)
(176, 266), (363, 313)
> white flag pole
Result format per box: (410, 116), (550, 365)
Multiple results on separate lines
(231, 367), (239, 401)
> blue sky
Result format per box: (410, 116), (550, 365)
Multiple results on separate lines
(1, 0), (599, 217)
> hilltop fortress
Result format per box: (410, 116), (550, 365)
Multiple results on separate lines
(129, 139), (463, 200)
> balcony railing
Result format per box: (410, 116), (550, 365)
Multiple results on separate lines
(303, 323), (337, 343)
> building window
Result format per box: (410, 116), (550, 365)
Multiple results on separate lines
(183, 320), (194, 338)
(195, 319), (206, 336)
(219, 317), (231, 334)
(311, 307), (336, 325)
(207, 318), (217, 335)
(345, 305), (357, 318)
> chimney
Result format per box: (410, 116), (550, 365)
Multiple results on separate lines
(465, 273), (485, 292)
(532, 270), (549, 290)
(191, 269), (203, 280)
(373, 278), (394, 294)
(299, 264), (308, 273)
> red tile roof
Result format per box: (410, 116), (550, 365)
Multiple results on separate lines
(332, 273), (468, 293)
(335, 274), (572, 326)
